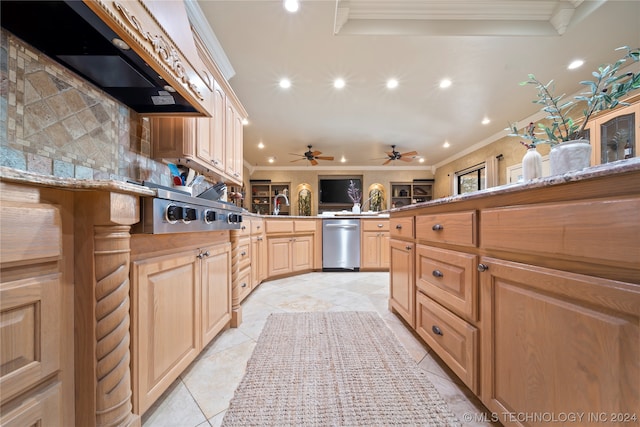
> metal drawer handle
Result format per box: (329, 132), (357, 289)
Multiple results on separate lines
(377, 223), (383, 228)
(241, 251), (247, 256)
(241, 282), (247, 288)
(432, 224), (443, 231)
(405, 245), (412, 250)
(432, 325), (443, 336)
(432, 270), (443, 278)
(477, 263), (489, 272)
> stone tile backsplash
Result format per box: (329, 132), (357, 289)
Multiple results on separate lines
(0, 29), (167, 184)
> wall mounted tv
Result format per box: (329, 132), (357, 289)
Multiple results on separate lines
(318, 177), (362, 204)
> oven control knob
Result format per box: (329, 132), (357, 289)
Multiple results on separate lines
(166, 204), (182, 223)
(204, 209), (217, 224)
(183, 207), (197, 223)
(228, 213), (243, 223)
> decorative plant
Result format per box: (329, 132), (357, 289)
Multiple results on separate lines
(298, 189), (312, 216)
(369, 189), (383, 212)
(347, 180), (362, 204)
(509, 46), (640, 146)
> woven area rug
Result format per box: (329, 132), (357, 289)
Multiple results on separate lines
(222, 311), (461, 426)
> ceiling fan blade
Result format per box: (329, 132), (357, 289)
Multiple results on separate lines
(310, 159), (319, 166)
(382, 159), (392, 165)
(385, 151), (395, 157)
(311, 151), (322, 156)
(400, 151), (418, 157)
(315, 156), (334, 161)
(399, 156), (414, 162)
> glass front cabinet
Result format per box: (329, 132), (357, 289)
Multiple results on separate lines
(586, 103), (639, 165)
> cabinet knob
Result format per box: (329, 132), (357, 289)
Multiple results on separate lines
(432, 224), (443, 231)
(241, 282), (247, 288)
(477, 263), (489, 272)
(396, 224), (402, 229)
(242, 225), (246, 230)
(377, 223), (383, 228)
(405, 245), (412, 250)
(432, 325), (443, 336)
(432, 270), (443, 278)
(241, 251), (247, 256)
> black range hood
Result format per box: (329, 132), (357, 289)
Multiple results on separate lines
(1, 1), (201, 114)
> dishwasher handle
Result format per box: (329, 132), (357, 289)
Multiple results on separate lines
(325, 223), (358, 229)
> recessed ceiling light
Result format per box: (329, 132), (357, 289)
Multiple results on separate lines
(242, 118), (249, 125)
(258, 142), (264, 149)
(482, 117), (490, 125)
(268, 157), (276, 163)
(443, 141), (450, 148)
(334, 78), (346, 89)
(283, 0), (299, 13)
(279, 78), (291, 89)
(418, 157), (425, 163)
(568, 59), (584, 70)
(341, 156), (346, 163)
(386, 78), (398, 89)
(439, 79), (452, 89)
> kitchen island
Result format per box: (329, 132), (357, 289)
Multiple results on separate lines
(388, 158), (640, 427)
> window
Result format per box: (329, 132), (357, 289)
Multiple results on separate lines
(455, 164), (486, 195)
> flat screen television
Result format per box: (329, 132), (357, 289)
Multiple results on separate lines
(319, 178), (362, 204)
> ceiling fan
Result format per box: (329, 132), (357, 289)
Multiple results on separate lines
(289, 145), (334, 166)
(381, 145), (418, 165)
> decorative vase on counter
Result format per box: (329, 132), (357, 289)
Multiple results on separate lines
(352, 203), (361, 214)
(522, 146), (543, 181)
(549, 139), (591, 175)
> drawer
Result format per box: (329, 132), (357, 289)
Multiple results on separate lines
(481, 197), (640, 266)
(415, 211), (476, 247)
(251, 219), (264, 235)
(265, 219), (294, 234)
(294, 219), (317, 233)
(416, 293), (478, 394)
(416, 245), (478, 321)
(390, 217), (414, 239)
(233, 219), (251, 237)
(235, 268), (252, 303)
(236, 237), (251, 271)
(362, 219), (389, 232)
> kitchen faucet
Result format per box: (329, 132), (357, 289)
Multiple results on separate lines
(273, 193), (290, 215)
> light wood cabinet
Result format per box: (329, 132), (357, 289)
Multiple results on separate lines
(389, 239), (415, 327)
(251, 219), (267, 287)
(479, 257), (640, 427)
(225, 97), (244, 183)
(130, 251), (201, 414)
(390, 167), (640, 424)
(586, 103), (639, 165)
(361, 219), (390, 270)
(201, 243), (232, 347)
(0, 197), (65, 426)
(130, 240), (231, 415)
(265, 219), (315, 278)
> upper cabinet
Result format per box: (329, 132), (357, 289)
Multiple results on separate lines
(149, 25), (247, 185)
(585, 103), (639, 165)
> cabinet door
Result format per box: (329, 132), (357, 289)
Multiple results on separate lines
(210, 80), (226, 171)
(0, 202), (61, 403)
(267, 237), (292, 276)
(480, 257), (640, 426)
(379, 232), (390, 269)
(361, 231), (381, 269)
(292, 235), (313, 271)
(389, 239), (415, 327)
(131, 252), (201, 414)
(201, 244), (232, 347)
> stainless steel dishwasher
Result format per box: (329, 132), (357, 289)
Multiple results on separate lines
(322, 218), (360, 271)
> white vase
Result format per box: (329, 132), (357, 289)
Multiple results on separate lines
(522, 147), (542, 181)
(549, 139), (591, 175)
(352, 203), (361, 214)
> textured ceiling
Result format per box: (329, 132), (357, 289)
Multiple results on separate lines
(196, 0), (640, 171)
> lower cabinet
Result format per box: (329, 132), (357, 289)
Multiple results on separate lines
(0, 190), (70, 427)
(389, 239), (415, 327)
(267, 235), (313, 277)
(130, 243), (231, 415)
(361, 219), (390, 270)
(479, 257), (640, 426)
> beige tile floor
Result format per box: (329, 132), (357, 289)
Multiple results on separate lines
(141, 272), (499, 427)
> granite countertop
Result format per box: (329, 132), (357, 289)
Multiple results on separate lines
(392, 158), (640, 213)
(0, 166), (156, 197)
